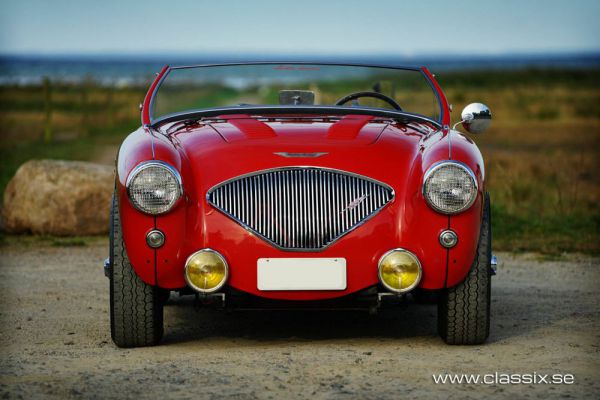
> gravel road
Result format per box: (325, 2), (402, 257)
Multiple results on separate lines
(0, 242), (598, 399)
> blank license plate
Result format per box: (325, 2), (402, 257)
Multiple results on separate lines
(257, 258), (347, 291)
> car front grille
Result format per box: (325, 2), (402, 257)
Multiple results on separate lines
(207, 167), (394, 251)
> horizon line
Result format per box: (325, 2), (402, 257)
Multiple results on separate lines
(1, 49), (600, 59)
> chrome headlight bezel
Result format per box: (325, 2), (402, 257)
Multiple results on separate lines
(184, 248), (229, 294)
(422, 161), (478, 215)
(126, 161), (183, 215)
(378, 248), (423, 293)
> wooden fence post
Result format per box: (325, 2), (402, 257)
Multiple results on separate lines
(106, 86), (114, 129)
(43, 77), (53, 143)
(80, 78), (90, 137)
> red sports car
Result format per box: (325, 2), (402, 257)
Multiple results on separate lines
(106, 62), (494, 347)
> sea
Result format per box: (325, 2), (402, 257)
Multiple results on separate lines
(0, 52), (598, 87)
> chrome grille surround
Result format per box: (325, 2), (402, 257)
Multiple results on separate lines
(207, 167), (395, 251)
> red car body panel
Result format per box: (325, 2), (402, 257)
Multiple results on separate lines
(446, 131), (486, 287)
(116, 65), (485, 300)
(141, 66), (169, 126)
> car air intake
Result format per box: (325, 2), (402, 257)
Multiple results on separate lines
(207, 167), (394, 251)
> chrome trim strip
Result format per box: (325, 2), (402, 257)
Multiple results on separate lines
(422, 160), (478, 215)
(207, 167), (395, 252)
(170, 61), (421, 71)
(274, 152), (328, 158)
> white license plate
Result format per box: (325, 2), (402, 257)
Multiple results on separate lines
(257, 258), (347, 291)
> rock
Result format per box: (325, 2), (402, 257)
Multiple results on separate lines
(2, 159), (114, 235)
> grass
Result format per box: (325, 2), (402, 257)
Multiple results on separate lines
(0, 231), (106, 249)
(436, 69), (600, 255)
(0, 69), (598, 254)
(0, 82), (144, 192)
(492, 204), (599, 254)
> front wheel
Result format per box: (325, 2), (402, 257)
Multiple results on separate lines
(438, 193), (492, 345)
(109, 194), (164, 347)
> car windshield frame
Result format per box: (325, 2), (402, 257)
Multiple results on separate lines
(147, 62), (447, 129)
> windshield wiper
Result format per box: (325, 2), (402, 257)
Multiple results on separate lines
(166, 119), (201, 135)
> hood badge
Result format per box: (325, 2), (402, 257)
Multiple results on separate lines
(341, 194), (370, 213)
(274, 152), (328, 158)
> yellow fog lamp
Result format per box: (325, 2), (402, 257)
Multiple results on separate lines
(184, 249), (228, 293)
(378, 249), (422, 293)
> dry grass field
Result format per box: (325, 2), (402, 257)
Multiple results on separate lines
(0, 69), (598, 254)
(438, 70), (599, 254)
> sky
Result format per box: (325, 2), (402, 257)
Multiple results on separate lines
(1, 0), (599, 56)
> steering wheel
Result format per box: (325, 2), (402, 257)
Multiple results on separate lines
(334, 91), (403, 111)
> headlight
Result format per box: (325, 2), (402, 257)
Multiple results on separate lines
(126, 161), (182, 215)
(184, 249), (228, 293)
(378, 249), (422, 293)
(423, 162), (477, 214)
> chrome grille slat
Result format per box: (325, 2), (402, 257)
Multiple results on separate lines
(207, 167), (394, 251)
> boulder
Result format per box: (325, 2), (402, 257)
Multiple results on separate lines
(2, 159), (114, 235)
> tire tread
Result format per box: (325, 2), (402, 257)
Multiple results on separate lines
(438, 193), (492, 345)
(110, 194), (163, 347)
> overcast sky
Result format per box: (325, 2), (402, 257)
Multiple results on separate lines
(1, 0), (599, 55)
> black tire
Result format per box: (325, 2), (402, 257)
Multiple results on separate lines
(110, 194), (164, 347)
(158, 290), (171, 306)
(412, 289), (440, 304)
(438, 193), (492, 345)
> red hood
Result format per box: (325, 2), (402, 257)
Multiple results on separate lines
(168, 115), (440, 194)
(209, 114), (385, 145)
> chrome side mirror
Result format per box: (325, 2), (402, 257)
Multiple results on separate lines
(454, 103), (492, 134)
